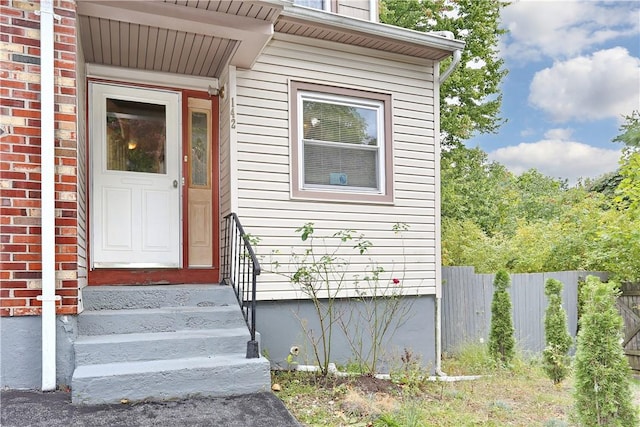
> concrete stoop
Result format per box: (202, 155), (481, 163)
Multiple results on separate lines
(71, 285), (270, 405)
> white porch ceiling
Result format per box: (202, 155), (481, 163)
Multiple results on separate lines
(77, 1), (282, 78)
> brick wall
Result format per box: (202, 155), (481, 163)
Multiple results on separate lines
(1, 0), (80, 316)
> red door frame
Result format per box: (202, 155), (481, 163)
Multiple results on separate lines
(87, 80), (220, 285)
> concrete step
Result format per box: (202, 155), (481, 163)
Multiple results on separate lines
(71, 354), (271, 405)
(74, 327), (252, 365)
(82, 284), (238, 310)
(77, 305), (247, 336)
(72, 284), (269, 405)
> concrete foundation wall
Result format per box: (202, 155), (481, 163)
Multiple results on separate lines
(1, 296), (437, 388)
(1, 316), (77, 389)
(256, 296), (436, 373)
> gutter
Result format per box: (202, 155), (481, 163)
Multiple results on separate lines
(280, 3), (465, 55)
(35, 0), (61, 392)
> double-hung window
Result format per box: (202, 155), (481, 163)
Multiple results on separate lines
(291, 81), (393, 203)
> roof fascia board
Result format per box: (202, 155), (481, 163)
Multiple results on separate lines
(280, 4), (465, 53)
(77, 0), (280, 69)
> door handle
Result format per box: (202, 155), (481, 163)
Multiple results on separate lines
(173, 180), (178, 188)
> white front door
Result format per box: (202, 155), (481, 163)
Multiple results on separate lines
(90, 83), (181, 268)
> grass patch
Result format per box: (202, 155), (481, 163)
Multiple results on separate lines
(272, 346), (640, 426)
(272, 362), (593, 426)
(441, 341), (495, 375)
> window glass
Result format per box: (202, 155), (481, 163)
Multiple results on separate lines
(190, 110), (209, 187)
(300, 93), (383, 192)
(293, 0), (324, 10)
(304, 143), (378, 188)
(106, 99), (166, 174)
(303, 100), (378, 145)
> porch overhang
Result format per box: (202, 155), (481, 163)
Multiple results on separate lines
(77, 0), (283, 79)
(76, 1), (463, 82)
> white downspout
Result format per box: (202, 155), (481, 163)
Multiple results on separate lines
(439, 49), (462, 84)
(435, 296), (446, 376)
(433, 37), (462, 377)
(36, 0), (61, 392)
(430, 31), (462, 85)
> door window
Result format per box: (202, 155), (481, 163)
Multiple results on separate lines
(106, 99), (167, 174)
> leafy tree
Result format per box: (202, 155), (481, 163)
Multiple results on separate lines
(588, 208), (640, 283)
(542, 278), (572, 385)
(488, 270), (515, 366)
(588, 112), (640, 282)
(380, 0), (508, 148)
(514, 169), (567, 223)
(585, 171), (622, 200)
(545, 193), (606, 272)
(573, 276), (638, 426)
(613, 110), (640, 150)
(615, 151), (640, 212)
(441, 218), (488, 267)
(441, 146), (517, 235)
(613, 111), (640, 212)
(506, 220), (557, 272)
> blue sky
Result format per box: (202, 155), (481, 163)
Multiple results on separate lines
(467, 0), (640, 184)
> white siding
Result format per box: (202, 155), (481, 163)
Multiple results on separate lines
(235, 35), (438, 300)
(336, 0), (371, 21)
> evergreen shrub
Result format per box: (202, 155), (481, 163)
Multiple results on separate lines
(542, 278), (572, 384)
(488, 269), (516, 366)
(573, 275), (638, 426)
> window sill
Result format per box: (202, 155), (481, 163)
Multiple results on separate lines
(291, 188), (394, 205)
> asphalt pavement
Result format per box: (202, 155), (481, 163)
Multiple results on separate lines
(0, 390), (301, 427)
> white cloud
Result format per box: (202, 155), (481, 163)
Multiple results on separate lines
(501, 0), (640, 61)
(544, 128), (573, 140)
(528, 47), (640, 122)
(488, 139), (621, 184)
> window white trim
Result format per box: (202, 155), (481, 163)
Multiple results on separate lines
(290, 81), (394, 204)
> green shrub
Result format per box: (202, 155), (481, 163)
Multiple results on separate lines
(573, 276), (638, 426)
(542, 278), (572, 384)
(488, 270), (516, 366)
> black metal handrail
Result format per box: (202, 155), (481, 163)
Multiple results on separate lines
(221, 212), (261, 358)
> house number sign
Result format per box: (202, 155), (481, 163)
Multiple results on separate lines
(230, 97), (236, 129)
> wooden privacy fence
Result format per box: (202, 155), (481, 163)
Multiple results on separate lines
(617, 283), (640, 371)
(441, 267), (608, 355)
